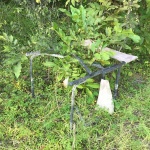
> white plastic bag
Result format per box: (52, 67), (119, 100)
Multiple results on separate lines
(97, 79), (114, 114)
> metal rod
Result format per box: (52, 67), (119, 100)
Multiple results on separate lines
(114, 67), (121, 99)
(101, 70), (105, 79)
(26, 51), (65, 97)
(30, 57), (35, 98)
(70, 85), (77, 130)
(73, 55), (92, 74)
(75, 106), (85, 125)
(91, 62), (104, 69)
(68, 62), (125, 86)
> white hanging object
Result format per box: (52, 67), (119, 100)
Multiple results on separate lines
(97, 79), (114, 114)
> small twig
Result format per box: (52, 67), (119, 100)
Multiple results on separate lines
(119, 46), (123, 51)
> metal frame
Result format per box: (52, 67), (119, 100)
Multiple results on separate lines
(26, 51), (126, 130)
(26, 52), (125, 98)
(68, 61), (125, 86)
(26, 51), (64, 98)
(68, 58), (125, 129)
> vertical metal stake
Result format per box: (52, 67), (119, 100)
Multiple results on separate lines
(114, 67), (121, 99)
(70, 85), (77, 130)
(30, 57), (35, 98)
(102, 71), (105, 80)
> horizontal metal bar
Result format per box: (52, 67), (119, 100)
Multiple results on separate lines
(26, 51), (64, 58)
(68, 61), (126, 86)
(26, 51), (41, 57)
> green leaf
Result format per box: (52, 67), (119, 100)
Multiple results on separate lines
(21, 55), (28, 61)
(71, 0), (75, 6)
(124, 44), (131, 50)
(86, 88), (94, 98)
(3, 45), (11, 52)
(9, 35), (13, 43)
(72, 73), (80, 78)
(0, 35), (6, 41)
(14, 39), (18, 45)
(105, 27), (112, 36)
(80, 5), (86, 26)
(65, 0), (70, 6)
(52, 22), (59, 30)
(91, 39), (101, 53)
(114, 20), (122, 33)
(70, 5), (80, 16)
(13, 62), (22, 78)
(36, 0), (41, 3)
(86, 83), (100, 89)
(59, 8), (71, 17)
(91, 43), (97, 53)
(0, 98), (3, 103)
(128, 34), (141, 43)
(56, 74), (64, 82)
(86, 78), (94, 83)
(77, 84), (84, 89)
(43, 61), (56, 67)
(63, 63), (71, 70)
(101, 52), (110, 61)
(94, 53), (101, 59)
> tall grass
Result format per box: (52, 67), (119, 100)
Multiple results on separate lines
(0, 79), (150, 149)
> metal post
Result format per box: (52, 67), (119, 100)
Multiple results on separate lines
(70, 85), (77, 130)
(114, 67), (121, 99)
(30, 57), (35, 98)
(101, 69), (105, 80)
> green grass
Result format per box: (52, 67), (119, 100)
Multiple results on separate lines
(0, 78), (150, 150)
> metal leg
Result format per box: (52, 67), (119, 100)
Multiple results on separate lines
(75, 106), (85, 125)
(30, 57), (35, 98)
(101, 71), (105, 80)
(70, 85), (77, 130)
(114, 67), (121, 99)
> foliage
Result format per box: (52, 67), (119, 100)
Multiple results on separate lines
(53, 1), (141, 57)
(0, 1), (59, 78)
(0, 0), (149, 105)
(135, 0), (150, 55)
(0, 33), (27, 78)
(0, 0), (142, 81)
(47, 0), (141, 96)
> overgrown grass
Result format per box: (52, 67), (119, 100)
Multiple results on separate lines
(0, 75), (150, 149)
